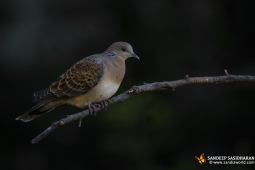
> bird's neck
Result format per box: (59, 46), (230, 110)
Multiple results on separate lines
(102, 56), (126, 84)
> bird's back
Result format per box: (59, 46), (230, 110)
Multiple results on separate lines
(33, 55), (104, 102)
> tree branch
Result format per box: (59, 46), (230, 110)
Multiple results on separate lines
(31, 72), (255, 144)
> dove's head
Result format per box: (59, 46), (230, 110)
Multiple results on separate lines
(106, 42), (139, 61)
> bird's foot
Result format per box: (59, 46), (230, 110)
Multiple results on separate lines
(88, 103), (99, 116)
(99, 100), (108, 111)
(88, 101), (108, 116)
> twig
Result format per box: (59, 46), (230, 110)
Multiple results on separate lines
(78, 119), (82, 127)
(225, 69), (229, 75)
(31, 74), (255, 144)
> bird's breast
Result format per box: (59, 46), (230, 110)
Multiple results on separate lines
(90, 79), (120, 102)
(66, 78), (120, 108)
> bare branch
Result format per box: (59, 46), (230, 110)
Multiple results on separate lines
(31, 74), (255, 144)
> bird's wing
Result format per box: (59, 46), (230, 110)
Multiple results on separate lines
(33, 55), (103, 102)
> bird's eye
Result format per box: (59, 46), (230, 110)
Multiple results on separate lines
(121, 47), (127, 52)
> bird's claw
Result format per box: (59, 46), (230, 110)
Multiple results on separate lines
(88, 101), (108, 116)
(100, 100), (108, 111)
(88, 103), (98, 116)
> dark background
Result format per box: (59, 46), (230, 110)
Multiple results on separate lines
(0, 0), (255, 169)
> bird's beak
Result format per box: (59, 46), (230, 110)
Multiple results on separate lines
(131, 52), (140, 60)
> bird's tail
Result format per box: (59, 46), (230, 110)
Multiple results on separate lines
(16, 101), (62, 122)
